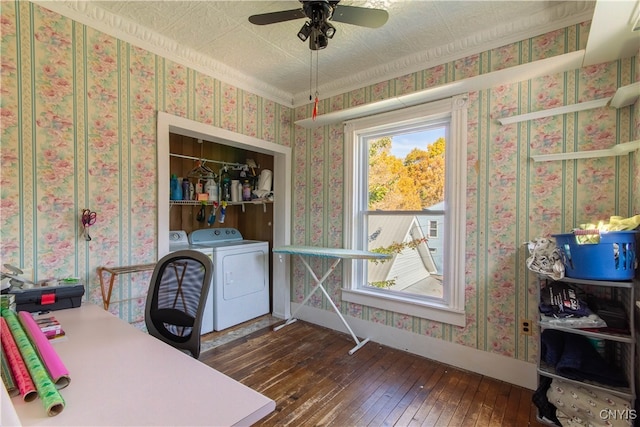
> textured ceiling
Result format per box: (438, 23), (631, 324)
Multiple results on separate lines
(47, 1), (599, 105)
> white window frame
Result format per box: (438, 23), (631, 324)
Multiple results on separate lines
(342, 95), (468, 327)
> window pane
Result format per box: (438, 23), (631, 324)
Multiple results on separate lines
(367, 213), (443, 299)
(364, 128), (446, 300)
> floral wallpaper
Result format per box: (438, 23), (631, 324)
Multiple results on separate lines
(292, 22), (638, 364)
(1, 2), (637, 365)
(0, 2), (292, 328)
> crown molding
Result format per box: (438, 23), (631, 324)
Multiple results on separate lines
(32, 0), (594, 109)
(292, 0), (595, 105)
(295, 50), (585, 128)
(31, 0), (295, 106)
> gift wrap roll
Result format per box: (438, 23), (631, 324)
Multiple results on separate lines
(19, 311), (70, 389)
(1, 309), (65, 416)
(0, 317), (37, 401)
(1, 345), (19, 397)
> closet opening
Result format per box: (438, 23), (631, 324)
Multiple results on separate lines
(156, 112), (292, 320)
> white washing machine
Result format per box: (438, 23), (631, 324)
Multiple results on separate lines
(168, 230), (215, 334)
(189, 228), (269, 331)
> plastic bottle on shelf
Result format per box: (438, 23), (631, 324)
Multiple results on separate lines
(242, 180), (251, 201)
(182, 178), (190, 201)
(231, 180), (241, 202)
(205, 178), (218, 202)
(170, 174), (182, 201)
(220, 167), (231, 202)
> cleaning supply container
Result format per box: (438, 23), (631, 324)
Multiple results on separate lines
(552, 230), (638, 280)
(170, 174), (182, 201)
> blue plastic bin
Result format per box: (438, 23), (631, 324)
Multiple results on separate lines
(552, 231), (638, 281)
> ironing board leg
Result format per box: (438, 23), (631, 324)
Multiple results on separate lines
(273, 257), (339, 331)
(273, 318), (297, 331)
(349, 338), (370, 355)
(274, 255), (370, 355)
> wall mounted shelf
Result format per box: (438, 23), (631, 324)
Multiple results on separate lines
(499, 82), (639, 125)
(530, 139), (640, 162)
(497, 98), (611, 125)
(610, 82), (640, 108)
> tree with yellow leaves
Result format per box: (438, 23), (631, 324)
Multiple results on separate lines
(368, 136), (445, 210)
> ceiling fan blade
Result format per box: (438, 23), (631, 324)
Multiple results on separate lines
(248, 8), (307, 25)
(330, 5), (389, 28)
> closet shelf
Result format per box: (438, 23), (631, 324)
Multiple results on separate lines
(170, 199), (272, 213)
(530, 139), (640, 162)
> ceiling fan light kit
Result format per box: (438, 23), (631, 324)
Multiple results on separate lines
(249, 0), (389, 118)
(297, 22), (312, 41)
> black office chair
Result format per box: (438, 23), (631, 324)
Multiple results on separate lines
(145, 250), (213, 359)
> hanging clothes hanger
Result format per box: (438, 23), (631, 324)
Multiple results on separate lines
(187, 160), (216, 179)
(187, 139), (216, 179)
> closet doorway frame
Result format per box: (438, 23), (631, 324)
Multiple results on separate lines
(156, 111), (292, 320)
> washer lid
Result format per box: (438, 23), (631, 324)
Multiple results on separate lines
(189, 228), (243, 244)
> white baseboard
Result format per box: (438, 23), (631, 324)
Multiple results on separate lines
(290, 302), (537, 390)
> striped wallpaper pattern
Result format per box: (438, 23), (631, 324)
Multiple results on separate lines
(1, 2), (637, 362)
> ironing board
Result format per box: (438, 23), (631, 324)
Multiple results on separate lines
(272, 245), (390, 355)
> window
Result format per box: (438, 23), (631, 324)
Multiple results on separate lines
(342, 95), (468, 326)
(429, 221), (439, 238)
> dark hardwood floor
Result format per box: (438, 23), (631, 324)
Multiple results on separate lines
(199, 319), (545, 426)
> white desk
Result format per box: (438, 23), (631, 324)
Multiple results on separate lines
(8, 304), (275, 426)
(272, 245), (390, 355)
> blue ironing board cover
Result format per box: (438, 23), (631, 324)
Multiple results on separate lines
(273, 245), (390, 260)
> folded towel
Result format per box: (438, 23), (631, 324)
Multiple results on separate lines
(555, 333), (628, 388)
(540, 329), (564, 367)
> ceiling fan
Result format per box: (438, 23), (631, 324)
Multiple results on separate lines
(248, 0), (389, 50)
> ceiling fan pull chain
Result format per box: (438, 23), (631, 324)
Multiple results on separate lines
(309, 50), (313, 102)
(315, 50), (319, 95)
(312, 51), (319, 120)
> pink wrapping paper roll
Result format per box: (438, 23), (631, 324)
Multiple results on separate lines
(0, 317), (37, 401)
(18, 311), (70, 389)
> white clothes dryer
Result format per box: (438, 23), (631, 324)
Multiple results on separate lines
(189, 228), (269, 331)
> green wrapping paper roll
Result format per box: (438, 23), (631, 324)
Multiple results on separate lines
(1, 317), (37, 401)
(1, 309), (65, 416)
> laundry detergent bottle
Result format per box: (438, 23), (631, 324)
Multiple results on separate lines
(205, 178), (218, 202)
(170, 174), (182, 200)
